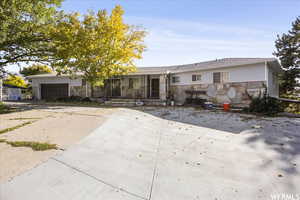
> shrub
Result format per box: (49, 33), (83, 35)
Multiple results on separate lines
(55, 96), (83, 102)
(82, 97), (92, 102)
(247, 90), (283, 116)
(0, 102), (10, 114)
(185, 98), (206, 106)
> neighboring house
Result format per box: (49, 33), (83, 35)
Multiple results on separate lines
(27, 58), (282, 105)
(0, 78), (2, 101)
(2, 84), (24, 101)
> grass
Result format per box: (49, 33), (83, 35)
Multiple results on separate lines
(0, 102), (12, 114)
(0, 139), (6, 143)
(9, 117), (41, 120)
(0, 121), (34, 135)
(0, 139), (58, 151)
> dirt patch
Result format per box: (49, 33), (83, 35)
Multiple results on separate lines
(0, 105), (116, 182)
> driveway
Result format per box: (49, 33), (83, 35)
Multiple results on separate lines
(1, 107), (300, 200)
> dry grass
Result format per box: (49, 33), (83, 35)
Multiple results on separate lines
(9, 117), (42, 120)
(0, 121), (34, 135)
(0, 139), (58, 151)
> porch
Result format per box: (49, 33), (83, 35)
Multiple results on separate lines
(93, 74), (168, 101)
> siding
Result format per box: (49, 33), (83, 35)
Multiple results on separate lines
(170, 63), (266, 86)
(31, 77), (82, 87)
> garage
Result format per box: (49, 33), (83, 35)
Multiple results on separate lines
(41, 84), (69, 100)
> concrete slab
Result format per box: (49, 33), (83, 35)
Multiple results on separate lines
(0, 158), (142, 200)
(1, 107), (300, 200)
(53, 109), (162, 199)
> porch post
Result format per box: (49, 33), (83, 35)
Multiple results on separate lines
(159, 74), (167, 101)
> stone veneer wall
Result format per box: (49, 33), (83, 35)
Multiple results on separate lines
(170, 81), (266, 105)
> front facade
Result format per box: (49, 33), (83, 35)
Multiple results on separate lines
(28, 58), (282, 105)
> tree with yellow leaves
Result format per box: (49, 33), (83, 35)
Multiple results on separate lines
(4, 75), (27, 88)
(51, 5), (146, 96)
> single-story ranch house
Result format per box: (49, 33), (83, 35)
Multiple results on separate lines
(28, 58), (282, 106)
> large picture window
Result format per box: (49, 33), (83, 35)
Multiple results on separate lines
(129, 78), (139, 89)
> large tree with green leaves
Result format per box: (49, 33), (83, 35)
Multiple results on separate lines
(0, 0), (63, 74)
(274, 17), (300, 94)
(50, 6), (146, 96)
(20, 64), (52, 77)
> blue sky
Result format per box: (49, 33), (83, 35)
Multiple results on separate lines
(8, 0), (300, 72)
(60, 0), (300, 67)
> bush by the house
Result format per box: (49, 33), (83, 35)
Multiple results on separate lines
(280, 94), (300, 114)
(185, 98), (207, 106)
(54, 96), (92, 103)
(246, 91), (283, 116)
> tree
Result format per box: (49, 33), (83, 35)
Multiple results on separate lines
(0, 0), (63, 74)
(50, 6), (146, 96)
(20, 64), (52, 77)
(4, 75), (27, 88)
(274, 17), (300, 94)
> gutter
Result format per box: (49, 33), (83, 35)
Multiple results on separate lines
(169, 61), (273, 74)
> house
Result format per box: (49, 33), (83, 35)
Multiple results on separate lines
(1, 84), (25, 101)
(27, 58), (282, 105)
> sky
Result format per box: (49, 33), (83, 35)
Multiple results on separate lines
(6, 0), (300, 73)
(59, 0), (300, 67)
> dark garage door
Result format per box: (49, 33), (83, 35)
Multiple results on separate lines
(41, 84), (69, 100)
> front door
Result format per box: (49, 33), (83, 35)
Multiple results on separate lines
(151, 78), (159, 98)
(112, 79), (121, 97)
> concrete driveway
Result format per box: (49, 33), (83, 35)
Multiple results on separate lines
(1, 108), (299, 200)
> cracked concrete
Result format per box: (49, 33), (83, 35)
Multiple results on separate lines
(1, 108), (300, 200)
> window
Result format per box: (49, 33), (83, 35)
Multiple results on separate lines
(192, 74), (201, 81)
(82, 79), (86, 86)
(213, 72), (221, 83)
(213, 72), (229, 83)
(129, 78), (139, 89)
(172, 76), (180, 83)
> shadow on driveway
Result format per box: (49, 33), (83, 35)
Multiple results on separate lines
(133, 106), (300, 182)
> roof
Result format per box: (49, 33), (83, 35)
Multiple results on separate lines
(27, 58), (280, 78)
